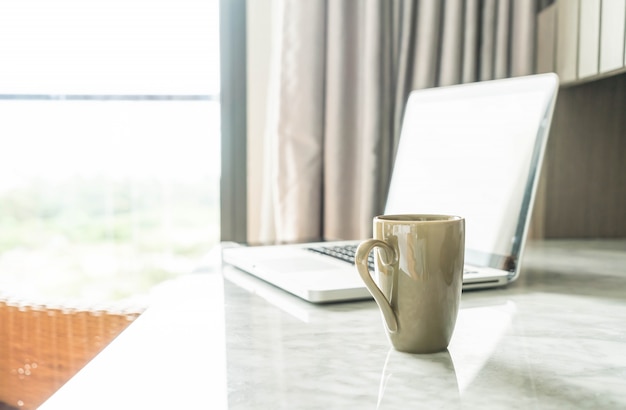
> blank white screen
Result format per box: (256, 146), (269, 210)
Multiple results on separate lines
(385, 76), (555, 260)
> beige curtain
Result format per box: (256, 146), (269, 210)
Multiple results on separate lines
(258, 0), (537, 244)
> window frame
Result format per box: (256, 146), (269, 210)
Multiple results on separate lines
(219, 0), (248, 243)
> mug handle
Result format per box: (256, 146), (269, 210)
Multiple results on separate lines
(355, 239), (398, 333)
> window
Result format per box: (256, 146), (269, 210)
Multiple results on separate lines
(0, 0), (220, 303)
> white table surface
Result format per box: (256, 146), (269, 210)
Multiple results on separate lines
(41, 240), (626, 409)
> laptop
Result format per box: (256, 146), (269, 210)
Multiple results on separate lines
(223, 73), (559, 303)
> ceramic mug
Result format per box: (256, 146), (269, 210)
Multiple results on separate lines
(355, 214), (465, 353)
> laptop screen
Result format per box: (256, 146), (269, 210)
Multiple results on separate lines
(384, 74), (558, 273)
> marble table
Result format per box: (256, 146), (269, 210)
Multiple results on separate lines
(41, 240), (626, 409)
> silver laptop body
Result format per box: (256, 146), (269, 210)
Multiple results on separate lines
(223, 73), (559, 303)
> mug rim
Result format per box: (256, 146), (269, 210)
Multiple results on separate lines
(374, 214), (463, 223)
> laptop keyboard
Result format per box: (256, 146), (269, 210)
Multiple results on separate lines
(308, 244), (478, 275)
(307, 244), (375, 271)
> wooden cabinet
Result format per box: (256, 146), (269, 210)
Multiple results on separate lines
(538, 0), (626, 85)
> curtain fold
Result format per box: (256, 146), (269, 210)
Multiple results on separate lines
(259, 0), (327, 243)
(257, 0), (539, 244)
(439, 0), (464, 86)
(462, 0), (480, 83)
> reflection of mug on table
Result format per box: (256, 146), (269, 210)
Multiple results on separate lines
(356, 214), (465, 353)
(377, 348), (460, 409)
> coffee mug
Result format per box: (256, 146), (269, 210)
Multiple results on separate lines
(355, 214), (465, 353)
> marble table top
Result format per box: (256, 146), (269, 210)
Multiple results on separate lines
(41, 240), (626, 409)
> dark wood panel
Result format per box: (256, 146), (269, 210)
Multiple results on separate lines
(541, 73), (626, 238)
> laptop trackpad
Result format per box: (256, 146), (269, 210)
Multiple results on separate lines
(254, 257), (345, 274)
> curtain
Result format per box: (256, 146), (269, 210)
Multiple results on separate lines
(257, 0), (538, 244)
